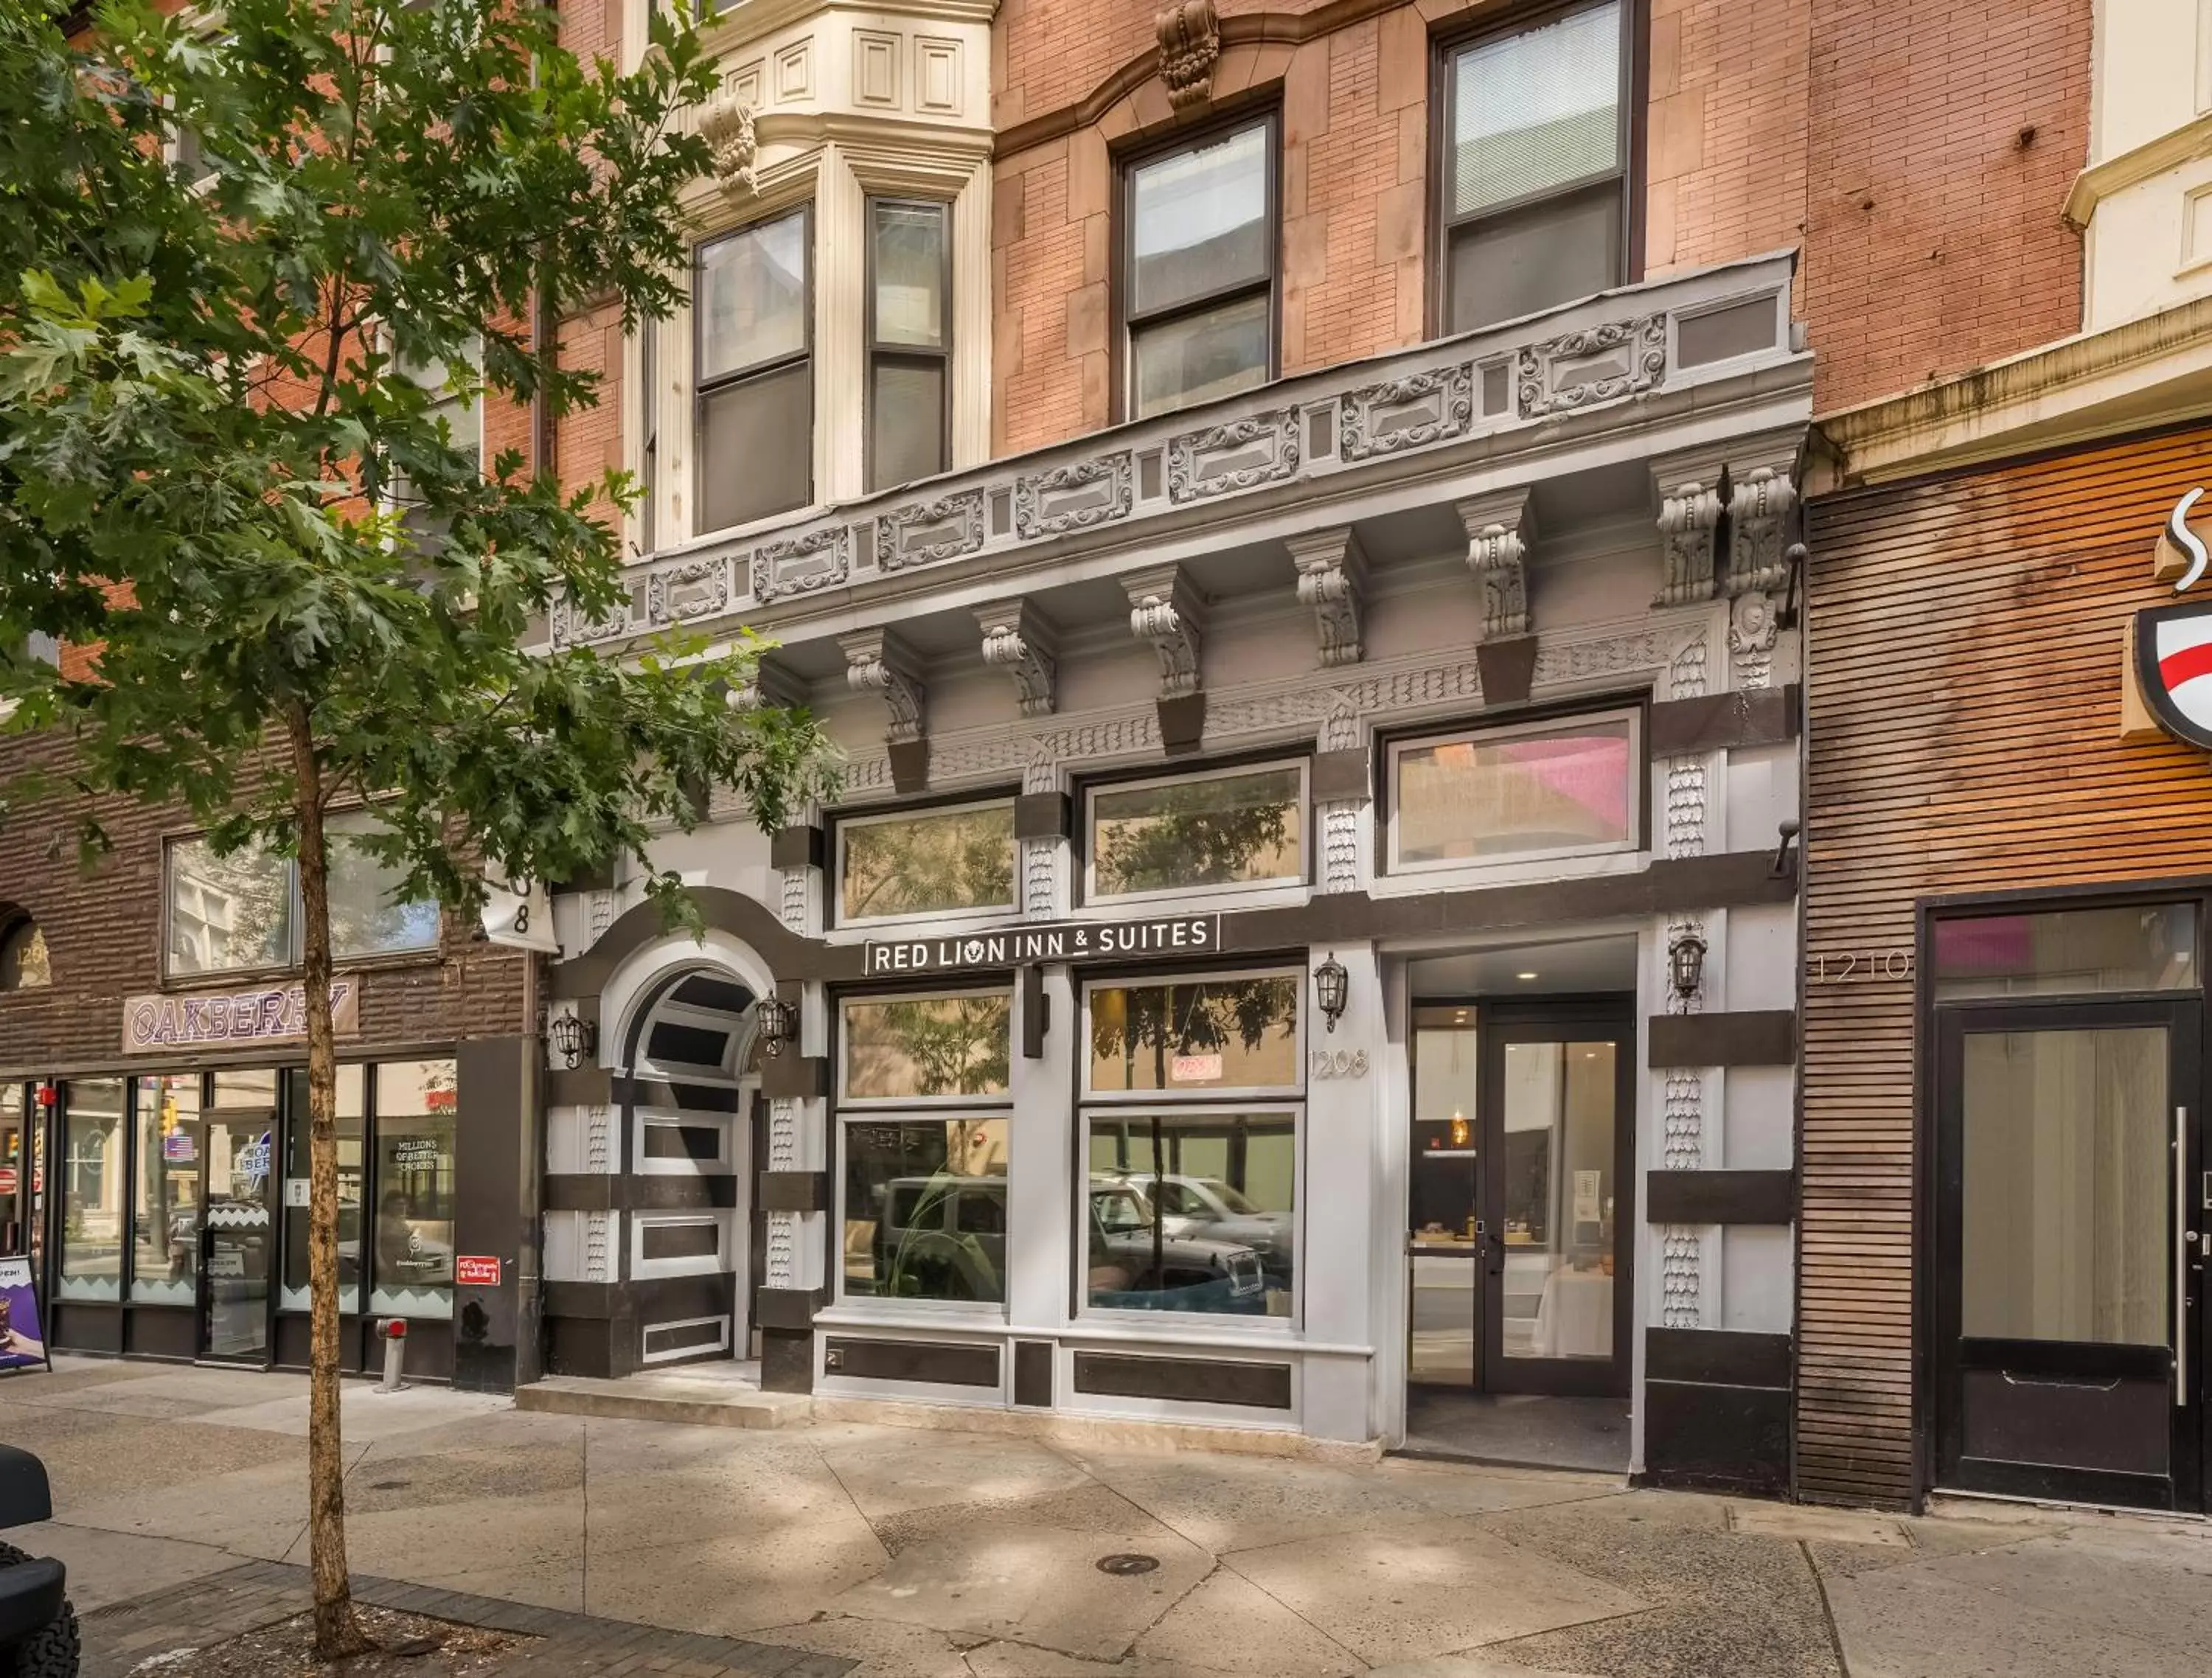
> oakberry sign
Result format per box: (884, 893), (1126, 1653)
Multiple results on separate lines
(122, 979), (361, 1053)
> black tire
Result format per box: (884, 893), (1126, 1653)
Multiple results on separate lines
(0, 1541), (80, 1678)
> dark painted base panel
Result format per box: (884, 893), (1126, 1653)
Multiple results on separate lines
(760, 1326), (812, 1393)
(1643, 1379), (1791, 1495)
(50, 1305), (456, 1382)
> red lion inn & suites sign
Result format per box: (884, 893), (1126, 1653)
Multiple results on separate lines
(863, 915), (1221, 978)
(122, 979), (361, 1054)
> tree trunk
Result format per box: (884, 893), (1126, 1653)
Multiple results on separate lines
(288, 705), (372, 1660)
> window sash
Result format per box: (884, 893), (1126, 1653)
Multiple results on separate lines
(163, 819), (439, 980)
(1081, 969), (1306, 1101)
(838, 989), (1017, 1106)
(1441, 0), (1627, 232)
(832, 799), (1018, 928)
(835, 1111), (1012, 1308)
(695, 209), (812, 387)
(1082, 759), (1309, 905)
(1385, 708), (1642, 875)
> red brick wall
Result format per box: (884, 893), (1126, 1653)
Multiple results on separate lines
(1804, 0), (2091, 414)
(0, 734), (530, 1077)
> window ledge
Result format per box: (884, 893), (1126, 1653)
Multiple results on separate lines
(1369, 847), (1648, 901)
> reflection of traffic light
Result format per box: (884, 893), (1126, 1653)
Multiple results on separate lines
(160, 1093), (179, 1135)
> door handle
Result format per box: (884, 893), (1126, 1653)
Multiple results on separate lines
(2177, 1106), (2190, 1410)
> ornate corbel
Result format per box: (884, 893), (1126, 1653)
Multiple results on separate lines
(1653, 462), (1728, 607)
(1122, 564), (1203, 699)
(974, 599), (1059, 719)
(1285, 528), (1368, 668)
(1455, 487), (1534, 641)
(698, 100), (758, 199)
(1724, 464), (1798, 597)
(838, 628), (925, 745)
(724, 655), (804, 714)
(1156, 0), (1220, 111)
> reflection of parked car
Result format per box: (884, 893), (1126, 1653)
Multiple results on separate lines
(872, 1175), (1009, 1300)
(1104, 1174), (1290, 1275)
(0, 1446), (78, 1675)
(1087, 1178), (1265, 1312)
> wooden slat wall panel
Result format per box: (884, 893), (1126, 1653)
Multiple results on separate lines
(1801, 422), (2212, 1508)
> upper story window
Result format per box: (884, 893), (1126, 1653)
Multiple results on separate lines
(1084, 761), (1307, 905)
(1122, 116), (1277, 420)
(392, 338), (481, 549)
(1440, 0), (1629, 334)
(164, 813), (440, 979)
(1386, 708), (1641, 875)
(833, 798), (1017, 928)
(697, 207), (812, 535)
(868, 198), (952, 492)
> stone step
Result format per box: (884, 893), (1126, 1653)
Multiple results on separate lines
(515, 1372), (813, 1430)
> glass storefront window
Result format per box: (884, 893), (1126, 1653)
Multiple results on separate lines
(1933, 904), (2197, 1000)
(835, 801), (1016, 925)
(369, 1059), (456, 1319)
(1388, 711), (1638, 871)
(1086, 974), (1301, 1095)
(58, 1078), (125, 1301)
(840, 1118), (1009, 1303)
(131, 1073), (203, 1306)
(282, 1066), (364, 1313)
(1086, 763), (1305, 903)
(842, 992), (1012, 1102)
(1084, 1110), (1295, 1317)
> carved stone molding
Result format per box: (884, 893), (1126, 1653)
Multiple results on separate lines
(839, 627), (925, 745)
(751, 526), (849, 602)
(1654, 469), (1727, 607)
(644, 556), (730, 627)
(1285, 528), (1367, 668)
(1730, 588), (1779, 690)
(1725, 465), (1798, 596)
(726, 658), (806, 717)
(1517, 314), (1666, 417)
(1166, 408), (1300, 503)
(1340, 363), (1475, 462)
(1014, 452), (1132, 539)
(1155, 0), (1220, 111)
(974, 598), (1060, 719)
(877, 490), (986, 572)
(549, 591), (630, 650)
(1123, 565), (1203, 700)
(699, 100), (758, 198)
(1455, 487), (1535, 640)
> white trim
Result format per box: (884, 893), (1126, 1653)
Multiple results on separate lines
(1082, 759), (1310, 908)
(1079, 967), (1307, 1102)
(633, 1106), (736, 1176)
(836, 987), (1015, 1106)
(641, 1314), (733, 1364)
(1077, 1099), (1304, 1333)
(630, 1211), (731, 1279)
(831, 796), (1018, 930)
(601, 939), (779, 1075)
(1383, 706), (1643, 881)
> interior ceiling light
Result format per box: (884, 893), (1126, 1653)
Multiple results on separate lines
(1516, 971), (1539, 981)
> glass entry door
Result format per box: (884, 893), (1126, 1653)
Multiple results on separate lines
(1934, 1002), (2203, 1509)
(198, 1107), (274, 1363)
(1409, 1002), (1633, 1399)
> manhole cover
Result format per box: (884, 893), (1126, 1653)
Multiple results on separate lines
(1096, 1553), (1159, 1576)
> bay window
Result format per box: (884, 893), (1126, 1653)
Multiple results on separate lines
(1123, 117), (1276, 420)
(1439, 0), (1630, 333)
(867, 198), (952, 491)
(697, 208), (813, 533)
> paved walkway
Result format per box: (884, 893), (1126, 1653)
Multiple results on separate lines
(3, 1357), (2210, 1677)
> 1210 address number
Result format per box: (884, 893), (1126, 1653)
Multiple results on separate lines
(1807, 950), (1913, 981)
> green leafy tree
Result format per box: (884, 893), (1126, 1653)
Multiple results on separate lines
(0, 0), (836, 1654)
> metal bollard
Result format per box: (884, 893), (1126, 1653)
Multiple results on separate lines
(376, 1317), (407, 1391)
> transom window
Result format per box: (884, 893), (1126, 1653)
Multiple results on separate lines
(1440, 0), (1629, 333)
(696, 207), (813, 535)
(164, 812), (440, 978)
(1085, 972), (1302, 1097)
(836, 989), (1014, 1306)
(1387, 709), (1640, 874)
(1084, 762), (1306, 905)
(1122, 116), (1276, 420)
(867, 198), (952, 491)
(834, 799), (1016, 927)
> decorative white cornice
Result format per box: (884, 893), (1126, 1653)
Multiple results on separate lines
(838, 628), (925, 745)
(1123, 564), (1204, 699)
(2065, 110), (2212, 230)
(1285, 527), (1367, 668)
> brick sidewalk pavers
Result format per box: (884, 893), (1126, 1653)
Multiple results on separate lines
(80, 1559), (857, 1677)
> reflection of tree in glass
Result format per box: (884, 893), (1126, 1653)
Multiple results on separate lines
(327, 819), (440, 958)
(170, 839), (293, 971)
(875, 998), (1012, 1096)
(1093, 771), (1298, 897)
(843, 807), (1015, 920)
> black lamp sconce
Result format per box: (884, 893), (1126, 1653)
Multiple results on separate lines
(754, 994), (799, 1059)
(1667, 929), (1708, 1000)
(1313, 953), (1349, 1033)
(546, 1010), (597, 1070)
(1771, 818), (1801, 880)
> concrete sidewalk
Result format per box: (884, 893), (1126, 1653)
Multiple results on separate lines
(3, 1357), (2208, 1677)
